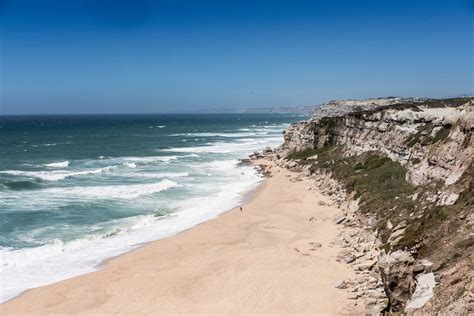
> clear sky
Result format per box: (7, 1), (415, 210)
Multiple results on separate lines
(0, 0), (472, 114)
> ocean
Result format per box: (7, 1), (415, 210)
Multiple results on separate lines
(0, 113), (301, 302)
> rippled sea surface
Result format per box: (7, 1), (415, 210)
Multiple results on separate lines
(0, 113), (302, 301)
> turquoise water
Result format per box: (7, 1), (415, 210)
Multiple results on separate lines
(0, 113), (300, 301)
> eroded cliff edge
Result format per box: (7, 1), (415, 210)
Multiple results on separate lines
(275, 97), (473, 314)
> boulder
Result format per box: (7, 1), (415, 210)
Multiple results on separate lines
(357, 260), (376, 271)
(378, 250), (416, 312)
(334, 280), (351, 289)
(263, 146), (273, 154)
(347, 293), (359, 300)
(237, 158), (251, 166)
(437, 192), (460, 206)
(335, 214), (346, 224)
(405, 272), (436, 312)
(337, 253), (356, 264)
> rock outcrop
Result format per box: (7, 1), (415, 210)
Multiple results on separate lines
(274, 97), (474, 314)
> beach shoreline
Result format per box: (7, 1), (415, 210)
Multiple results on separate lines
(1, 158), (364, 315)
(1, 164), (266, 304)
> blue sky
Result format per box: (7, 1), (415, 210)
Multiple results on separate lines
(0, 0), (472, 114)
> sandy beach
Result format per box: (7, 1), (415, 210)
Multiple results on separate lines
(1, 160), (363, 315)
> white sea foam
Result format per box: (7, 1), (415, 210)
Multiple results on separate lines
(31, 143), (57, 147)
(162, 137), (282, 154)
(133, 172), (190, 179)
(164, 140), (266, 153)
(121, 154), (199, 163)
(43, 160), (70, 168)
(121, 156), (174, 162)
(147, 125), (166, 129)
(42, 179), (179, 199)
(123, 162), (137, 168)
(1, 156), (194, 182)
(1, 167), (116, 182)
(196, 159), (239, 172)
(169, 132), (258, 138)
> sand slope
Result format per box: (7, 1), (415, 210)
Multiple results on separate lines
(1, 161), (363, 315)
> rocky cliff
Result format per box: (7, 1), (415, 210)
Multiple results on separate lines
(275, 97), (473, 314)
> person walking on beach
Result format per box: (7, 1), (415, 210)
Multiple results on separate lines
(240, 207), (243, 212)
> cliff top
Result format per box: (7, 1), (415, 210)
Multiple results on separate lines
(312, 96), (472, 119)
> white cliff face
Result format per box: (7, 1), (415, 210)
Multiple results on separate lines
(280, 100), (473, 188)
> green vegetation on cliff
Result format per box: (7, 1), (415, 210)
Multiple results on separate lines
(286, 146), (472, 262)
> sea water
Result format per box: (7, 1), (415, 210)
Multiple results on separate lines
(0, 113), (301, 302)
